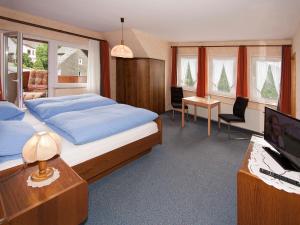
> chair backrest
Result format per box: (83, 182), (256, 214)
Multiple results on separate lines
(171, 86), (184, 103)
(233, 97), (249, 119)
(28, 70), (48, 91)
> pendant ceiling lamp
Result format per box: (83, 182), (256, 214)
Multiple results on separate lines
(111, 18), (134, 58)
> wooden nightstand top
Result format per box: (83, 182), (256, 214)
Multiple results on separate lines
(0, 157), (88, 225)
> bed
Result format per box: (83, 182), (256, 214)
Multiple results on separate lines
(0, 95), (162, 183)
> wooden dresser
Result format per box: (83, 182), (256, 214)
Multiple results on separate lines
(116, 58), (165, 114)
(237, 143), (300, 225)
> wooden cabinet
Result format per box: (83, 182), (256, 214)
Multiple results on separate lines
(237, 143), (300, 225)
(116, 58), (165, 114)
(0, 158), (88, 225)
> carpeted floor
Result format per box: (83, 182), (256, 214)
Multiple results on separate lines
(85, 112), (252, 225)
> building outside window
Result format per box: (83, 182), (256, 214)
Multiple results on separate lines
(57, 46), (88, 83)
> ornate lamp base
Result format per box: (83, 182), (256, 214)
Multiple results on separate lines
(30, 161), (54, 182)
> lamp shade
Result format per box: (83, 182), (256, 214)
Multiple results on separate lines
(22, 131), (61, 163)
(111, 44), (134, 58)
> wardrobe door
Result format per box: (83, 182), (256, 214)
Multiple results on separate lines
(124, 59), (138, 107)
(116, 58), (125, 104)
(136, 59), (150, 110)
(150, 59), (165, 114)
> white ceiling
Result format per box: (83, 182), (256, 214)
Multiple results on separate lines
(1, 0), (300, 42)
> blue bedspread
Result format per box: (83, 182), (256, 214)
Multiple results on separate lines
(26, 94), (117, 120)
(46, 104), (158, 145)
(25, 93), (95, 109)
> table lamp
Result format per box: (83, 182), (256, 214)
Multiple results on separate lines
(22, 131), (61, 182)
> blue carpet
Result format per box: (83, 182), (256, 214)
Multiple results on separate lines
(85, 112), (252, 225)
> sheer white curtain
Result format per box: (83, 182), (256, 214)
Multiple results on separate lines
(223, 59), (235, 87)
(212, 58), (235, 90)
(212, 59), (223, 88)
(255, 60), (281, 93)
(87, 39), (100, 94)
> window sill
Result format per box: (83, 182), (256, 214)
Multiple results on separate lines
(182, 87), (196, 92)
(182, 89), (277, 111)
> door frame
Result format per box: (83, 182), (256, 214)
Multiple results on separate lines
(2, 31), (23, 108)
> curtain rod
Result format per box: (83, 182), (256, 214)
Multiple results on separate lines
(172, 44), (291, 48)
(0, 16), (104, 42)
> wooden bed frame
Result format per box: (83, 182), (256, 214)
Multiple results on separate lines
(73, 117), (162, 183)
(0, 117), (162, 184)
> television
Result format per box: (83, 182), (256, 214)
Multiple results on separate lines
(264, 107), (300, 171)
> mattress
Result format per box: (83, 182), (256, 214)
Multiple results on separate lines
(0, 111), (158, 171)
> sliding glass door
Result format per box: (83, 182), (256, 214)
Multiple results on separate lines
(3, 32), (23, 108)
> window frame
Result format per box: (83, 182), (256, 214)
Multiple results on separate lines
(177, 54), (198, 91)
(208, 56), (237, 98)
(249, 56), (282, 106)
(55, 42), (89, 88)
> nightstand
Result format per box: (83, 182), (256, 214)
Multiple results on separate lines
(0, 157), (88, 225)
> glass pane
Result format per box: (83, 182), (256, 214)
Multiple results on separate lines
(179, 56), (197, 89)
(57, 46), (88, 83)
(211, 58), (236, 96)
(251, 57), (281, 104)
(22, 39), (48, 101)
(5, 35), (20, 106)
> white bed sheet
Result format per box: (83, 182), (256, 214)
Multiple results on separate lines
(0, 111), (158, 171)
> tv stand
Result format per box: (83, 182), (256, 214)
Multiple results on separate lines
(237, 143), (300, 225)
(262, 147), (296, 171)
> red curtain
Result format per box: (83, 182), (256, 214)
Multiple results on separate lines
(171, 46), (177, 87)
(236, 46), (248, 97)
(196, 47), (207, 97)
(278, 45), (292, 114)
(100, 40), (111, 98)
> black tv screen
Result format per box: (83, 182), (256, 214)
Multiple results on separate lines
(264, 107), (300, 170)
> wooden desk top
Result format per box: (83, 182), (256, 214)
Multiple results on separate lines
(0, 157), (87, 221)
(182, 96), (220, 106)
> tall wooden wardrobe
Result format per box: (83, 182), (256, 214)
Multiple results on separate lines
(116, 58), (165, 114)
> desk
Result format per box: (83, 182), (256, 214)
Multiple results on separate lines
(181, 96), (221, 136)
(237, 143), (300, 225)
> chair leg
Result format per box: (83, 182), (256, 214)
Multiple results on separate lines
(227, 123), (249, 140)
(227, 123), (231, 139)
(186, 108), (189, 120)
(172, 109), (175, 120)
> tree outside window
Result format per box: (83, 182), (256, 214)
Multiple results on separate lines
(217, 65), (231, 93)
(260, 65), (278, 100)
(250, 57), (281, 105)
(210, 58), (236, 97)
(184, 62), (196, 87)
(179, 56), (197, 90)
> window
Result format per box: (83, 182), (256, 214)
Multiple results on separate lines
(178, 56), (197, 90)
(57, 46), (88, 84)
(250, 57), (281, 105)
(209, 57), (237, 97)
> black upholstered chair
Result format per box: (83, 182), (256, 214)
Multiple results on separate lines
(171, 86), (188, 120)
(218, 96), (249, 139)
